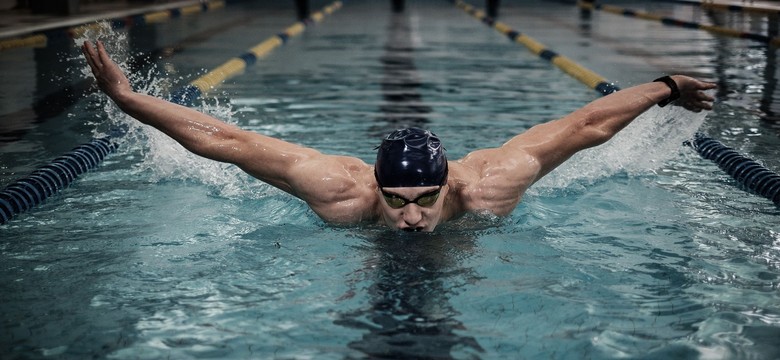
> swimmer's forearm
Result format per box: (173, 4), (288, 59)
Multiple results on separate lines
(509, 80), (671, 151)
(112, 89), (323, 192)
(575, 75), (715, 137)
(112, 90), (249, 162)
(503, 75), (714, 179)
(84, 39), (251, 162)
(573, 80), (671, 138)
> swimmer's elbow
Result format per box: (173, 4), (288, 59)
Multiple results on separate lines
(187, 129), (249, 164)
(576, 106), (618, 147)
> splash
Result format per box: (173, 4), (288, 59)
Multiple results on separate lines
(532, 103), (710, 192)
(71, 22), (130, 82)
(73, 24), (267, 199)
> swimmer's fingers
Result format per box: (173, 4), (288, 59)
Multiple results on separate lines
(681, 90), (714, 108)
(82, 41), (121, 76)
(81, 40), (131, 98)
(95, 40), (114, 69)
(82, 41), (101, 74)
(674, 76), (716, 94)
(674, 77), (716, 112)
(698, 80), (718, 91)
(695, 90), (714, 102)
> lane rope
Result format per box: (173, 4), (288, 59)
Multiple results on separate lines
(170, 1), (342, 106)
(577, 1), (780, 46)
(687, 134), (780, 205)
(452, 0), (619, 95)
(660, 0), (780, 16)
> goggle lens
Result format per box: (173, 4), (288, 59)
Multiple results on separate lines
(382, 188), (441, 209)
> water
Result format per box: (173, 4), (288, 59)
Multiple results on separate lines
(1, 0), (779, 358)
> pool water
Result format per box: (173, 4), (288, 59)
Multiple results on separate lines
(1, 0), (779, 358)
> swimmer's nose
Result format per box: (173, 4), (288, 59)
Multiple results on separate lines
(401, 204), (423, 229)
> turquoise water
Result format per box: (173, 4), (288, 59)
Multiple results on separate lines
(1, 0), (779, 358)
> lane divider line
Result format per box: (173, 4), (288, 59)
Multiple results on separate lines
(663, 0), (780, 16)
(169, 1), (343, 106)
(688, 134), (780, 205)
(701, 2), (780, 16)
(452, 0), (619, 95)
(0, 138), (118, 225)
(577, 1), (780, 46)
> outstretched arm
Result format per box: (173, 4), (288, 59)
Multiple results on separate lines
(82, 41), (374, 217)
(82, 40), (319, 193)
(503, 75), (716, 182)
(453, 76), (716, 215)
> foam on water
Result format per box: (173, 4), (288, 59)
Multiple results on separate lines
(131, 98), (262, 198)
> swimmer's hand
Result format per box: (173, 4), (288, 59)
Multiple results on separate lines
(671, 75), (717, 112)
(82, 40), (132, 101)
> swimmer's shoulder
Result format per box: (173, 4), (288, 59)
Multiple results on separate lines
(305, 156), (380, 223)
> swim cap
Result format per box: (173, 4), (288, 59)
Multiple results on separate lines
(375, 128), (448, 188)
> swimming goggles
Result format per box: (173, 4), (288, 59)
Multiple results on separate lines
(381, 187), (441, 209)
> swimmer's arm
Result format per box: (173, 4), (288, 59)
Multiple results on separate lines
(82, 40), (355, 197)
(502, 75), (716, 182)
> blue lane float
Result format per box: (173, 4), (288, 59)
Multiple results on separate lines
(0, 138), (118, 224)
(688, 133), (780, 205)
(577, 1), (780, 46)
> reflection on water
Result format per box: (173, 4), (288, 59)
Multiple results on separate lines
(337, 231), (484, 359)
(336, 11), (484, 356)
(373, 9), (431, 135)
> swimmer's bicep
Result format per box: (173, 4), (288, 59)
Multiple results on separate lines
(502, 114), (605, 178)
(223, 131), (324, 193)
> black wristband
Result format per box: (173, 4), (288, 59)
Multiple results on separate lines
(653, 75), (680, 107)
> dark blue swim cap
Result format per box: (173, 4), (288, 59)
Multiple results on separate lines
(375, 128), (448, 188)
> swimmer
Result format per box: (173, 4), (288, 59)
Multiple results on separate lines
(82, 40), (716, 232)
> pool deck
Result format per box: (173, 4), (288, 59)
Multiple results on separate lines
(0, 0), (200, 40)
(695, 0), (780, 15)
(3, 0), (780, 41)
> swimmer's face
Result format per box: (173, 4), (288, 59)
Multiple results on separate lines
(378, 185), (447, 232)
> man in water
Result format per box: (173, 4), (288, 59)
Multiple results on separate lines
(82, 41), (716, 232)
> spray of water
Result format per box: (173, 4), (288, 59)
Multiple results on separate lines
(532, 103), (710, 192)
(73, 24), (267, 199)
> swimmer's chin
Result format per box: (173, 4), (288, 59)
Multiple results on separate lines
(323, 211), (504, 232)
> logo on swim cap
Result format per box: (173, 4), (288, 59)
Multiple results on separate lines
(375, 127), (448, 188)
